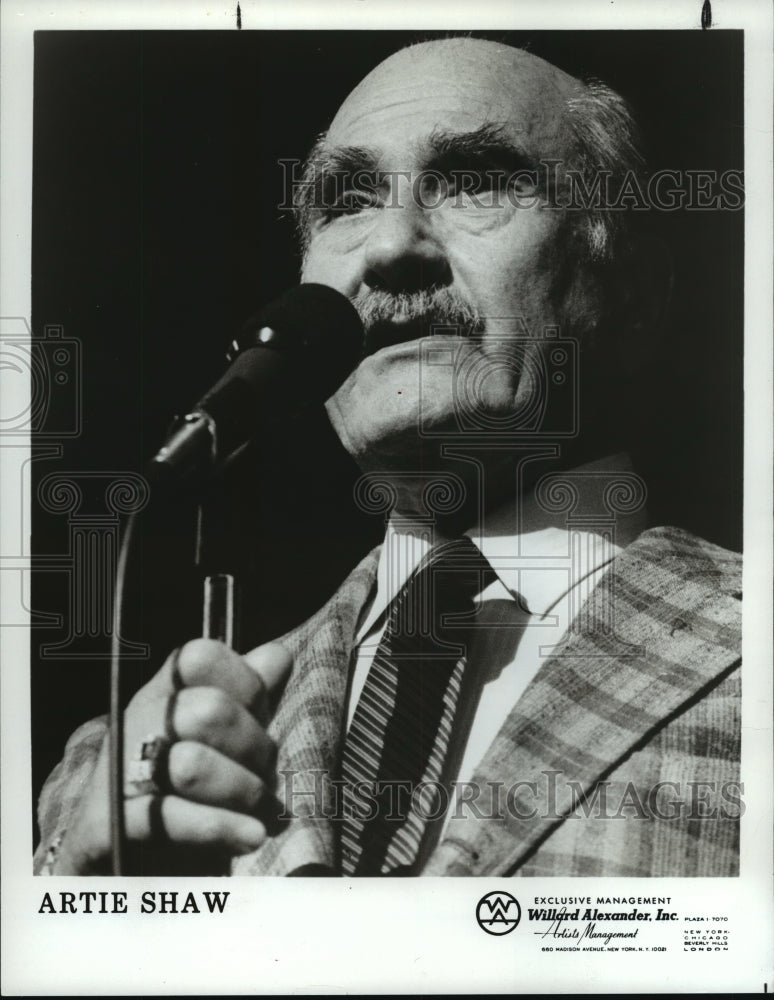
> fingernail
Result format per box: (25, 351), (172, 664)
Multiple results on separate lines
(237, 818), (266, 852)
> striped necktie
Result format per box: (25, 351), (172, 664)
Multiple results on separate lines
(340, 536), (493, 876)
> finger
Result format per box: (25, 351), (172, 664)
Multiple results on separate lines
(241, 641), (293, 723)
(167, 740), (268, 815)
(242, 641), (293, 690)
(65, 740), (267, 874)
(150, 639), (292, 721)
(146, 639), (262, 707)
(169, 690), (277, 776)
(124, 794), (266, 856)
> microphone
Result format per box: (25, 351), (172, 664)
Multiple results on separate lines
(149, 283), (363, 484)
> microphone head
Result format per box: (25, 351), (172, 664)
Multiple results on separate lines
(231, 283), (364, 400)
(151, 284), (364, 486)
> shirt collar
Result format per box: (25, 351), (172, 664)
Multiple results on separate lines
(357, 453), (647, 638)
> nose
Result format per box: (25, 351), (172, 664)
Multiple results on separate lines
(363, 178), (451, 293)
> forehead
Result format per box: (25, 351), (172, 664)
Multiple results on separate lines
(327, 39), (579, 162)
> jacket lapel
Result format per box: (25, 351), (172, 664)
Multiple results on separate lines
(231, 546), (380, 876)
(424, 526), (742, 876)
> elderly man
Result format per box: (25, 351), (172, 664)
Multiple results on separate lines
(35, 37), (742, 877)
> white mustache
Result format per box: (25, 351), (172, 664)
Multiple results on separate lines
(352, 287), (484, 337)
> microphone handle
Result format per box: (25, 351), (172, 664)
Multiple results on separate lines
(203, 572), (236, 646)
(195, 472), (240, 648)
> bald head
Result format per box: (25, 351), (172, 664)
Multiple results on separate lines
(328, 37), (580, 169)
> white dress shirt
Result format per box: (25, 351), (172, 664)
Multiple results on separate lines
(345, 454), (647, 844)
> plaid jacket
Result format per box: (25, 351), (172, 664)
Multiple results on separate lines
(36, 526), (742, 876)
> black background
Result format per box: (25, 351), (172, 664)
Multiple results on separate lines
(31, 30), (744, 836)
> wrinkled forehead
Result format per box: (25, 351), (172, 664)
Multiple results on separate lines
(327, 38), (580, 163)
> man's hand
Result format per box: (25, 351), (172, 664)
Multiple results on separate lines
(54, 638), (292, 874)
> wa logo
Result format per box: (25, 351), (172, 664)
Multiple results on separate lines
(476, 891), (521, 935)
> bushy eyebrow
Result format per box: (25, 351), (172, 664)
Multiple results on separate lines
(306, 140), (379, 176)
(427, 123), (536, 172)
(304, 121), (534, 178)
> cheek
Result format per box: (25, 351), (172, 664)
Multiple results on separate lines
(301, 247), (346, 290)
(300, 220), (375, 289)
(444, 211), (571, 321)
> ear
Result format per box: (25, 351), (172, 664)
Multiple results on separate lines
(605, 232), (674, 375)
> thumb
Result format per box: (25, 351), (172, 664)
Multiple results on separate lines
(242, 641), (293, 703)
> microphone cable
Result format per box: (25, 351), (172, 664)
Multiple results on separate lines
(109, 508), (140, 875)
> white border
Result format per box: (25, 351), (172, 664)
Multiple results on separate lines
(2, 0), (772, 994)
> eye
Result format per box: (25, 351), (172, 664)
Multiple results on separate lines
(455, 169), (501, 195)
(330, 188), (379, 215)
(307, 184), (379, 234)
(441, 164), (540, 209)
(507, 168), (540, 198)
(312, 168), (382, 224)
(440, 169), (500, 210)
